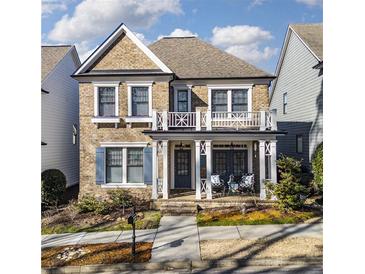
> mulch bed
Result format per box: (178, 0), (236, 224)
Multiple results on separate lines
(41, 242), (152, 268)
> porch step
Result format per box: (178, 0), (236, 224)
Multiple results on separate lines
(160, 201), (197, 216)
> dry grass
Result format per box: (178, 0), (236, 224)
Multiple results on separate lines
(197, 208), (319, 226)
(200, 237), (322, 260)
(41, 242), (152, 268)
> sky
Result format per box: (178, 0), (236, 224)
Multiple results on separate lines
(41, 0), (322, 73)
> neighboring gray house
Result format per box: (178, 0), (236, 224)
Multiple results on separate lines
(41, 45), (81, 187)
(270, 23), (323, 170)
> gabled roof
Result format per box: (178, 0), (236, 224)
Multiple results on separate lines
(149, 37), (274, 79)
(270, 23), (323, 102)
(74, 23), (172, 75)
(41, 45), (72, 81)
(290, 23), (323, 61)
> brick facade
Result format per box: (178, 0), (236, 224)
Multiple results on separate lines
(252, 84), (270, 111)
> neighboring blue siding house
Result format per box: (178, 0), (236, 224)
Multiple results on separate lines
(270, 23), (323, 170)
(41, 45), (81, 187)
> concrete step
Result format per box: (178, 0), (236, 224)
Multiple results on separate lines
(160, 204), (197, 215)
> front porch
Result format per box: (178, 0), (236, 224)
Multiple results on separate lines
(149, 137), (279, 201)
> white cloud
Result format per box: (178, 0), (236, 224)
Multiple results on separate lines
(134, 32), (151, 45)
(248, 0), (267, 9)
(42, 0), (67, 17)
(157, 28), (198, 40)
(48, 0), (182, 43)
(75, 41), (97, 62)
(210, 25), (277, 64)
(296, 0), (322, 7)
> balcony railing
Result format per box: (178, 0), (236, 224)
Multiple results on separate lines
(152, 110), (277, 131)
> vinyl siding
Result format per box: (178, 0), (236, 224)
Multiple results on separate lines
(41, 50), (80, 187)
(270, 32), (323, 167)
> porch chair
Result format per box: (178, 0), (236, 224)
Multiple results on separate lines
(238, 174), (255, 196)
(211, 175), (228, 196)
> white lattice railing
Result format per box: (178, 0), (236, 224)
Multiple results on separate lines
(200, 178), (207, 195)
(211, 111), (260, 129)
(152, 110), (276, 131)
(168, 112), (196, 127)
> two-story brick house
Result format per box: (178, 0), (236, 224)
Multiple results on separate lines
(72, 23), (285, 202)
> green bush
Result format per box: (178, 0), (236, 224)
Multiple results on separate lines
(108, 189), (132, 214)
(312, 143), (323, 195)
(77, 195), (111, 215)
(41, 169), (66, 207)
(272, 155), (307, 210)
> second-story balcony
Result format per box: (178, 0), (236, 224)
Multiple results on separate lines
(152, 110), (277, 131)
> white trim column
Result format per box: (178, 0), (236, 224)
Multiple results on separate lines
(152, 141), (158, 199)
(270, 140), (277, 184)
(162, 140), (169, 199)
(195, 140), (201, 200)
(206, 140), (212, 200)
(259, 140), (266, 199)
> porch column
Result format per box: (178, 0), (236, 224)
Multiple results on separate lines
(270, 140), (277, 184)
(195, 140), (201, 200)
(162, 140), (169, 199)
(151, 141), (158, 199)
(206, 140), (212, 200)
(259, 140), (266, 199)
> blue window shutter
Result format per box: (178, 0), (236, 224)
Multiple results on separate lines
(143, 147), (152, 185)
(96, 147), (106, 184)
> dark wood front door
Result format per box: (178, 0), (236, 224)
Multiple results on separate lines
(174, 150), (191, 188)
(212, 150), (248, 182)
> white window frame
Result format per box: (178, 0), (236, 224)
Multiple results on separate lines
(283, 92), (288, 114)
(126, 81), (153, 123)
(173, 84), (192, 112)
(100, 142), (149, 188)
(207, 84), (252, 113)
(92, 82), (120, 124)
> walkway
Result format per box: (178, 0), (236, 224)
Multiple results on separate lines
(150, 216), (200, 262)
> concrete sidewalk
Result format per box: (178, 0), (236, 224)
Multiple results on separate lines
(151, 216), (200, 262)
(41, 229), (157, 248)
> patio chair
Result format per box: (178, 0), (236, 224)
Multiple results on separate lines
(238, 174), (255, 195)
(211, 175), (228, 196)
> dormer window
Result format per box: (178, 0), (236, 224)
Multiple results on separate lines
(91, 82), (120, 125)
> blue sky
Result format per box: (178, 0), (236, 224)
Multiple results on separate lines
(42, 0), (322, 73)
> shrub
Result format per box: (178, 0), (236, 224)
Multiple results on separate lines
(41, 169), (66, 207)
(108, 189), (132, 214)
(77, 195), (111, 215)
(272, 155), (307, 210)
(312, 143), (323, 195)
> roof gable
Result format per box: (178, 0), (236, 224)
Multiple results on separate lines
(74, 23), (172, 75)
(41, 45), (72, 81)
(149, 37), (273, 79)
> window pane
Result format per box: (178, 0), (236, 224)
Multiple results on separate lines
(233, 151), (245, 175)
(232, 89), (248, 112)
(132, 87), (149, 116)
(127, 148), (143, 183)
(99, 87), (115, 116)
(297, 136), (303, 153)
(178, 102), (188, 112)
(212, 90), (227, 112)
(106, 148), (122, 183)
(178, 90), (188, 101)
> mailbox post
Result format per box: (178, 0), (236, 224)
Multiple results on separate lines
(127, 206), (137, 256)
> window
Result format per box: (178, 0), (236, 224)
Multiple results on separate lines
(132, 87), (149, 116)
(212, 90), (228, 112)
(177, 90), (188, 112)
(232, 89), (248, 112)
(72, 124), (77, 145)
(283, 92), (288, 114)
(98, 87), (116, 116)
(296, 135), (303, 153)
(106, 148), (123, 183)
(127, 148), (144, 183)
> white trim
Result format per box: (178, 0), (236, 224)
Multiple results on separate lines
(91, 117), (120, 123)
(101, 183), (147, 189)
(122, 148), (128, 184)
(100, 142), (149, 147)
(126, 81), (153, 120)
(207, 84), (253, 112)
(74, 24), (172, 75)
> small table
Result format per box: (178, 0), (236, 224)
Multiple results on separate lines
(227, 175), (239, 194)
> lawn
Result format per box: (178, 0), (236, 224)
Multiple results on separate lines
(42, 210), (161, 234)
(42, 242), (152, 267)
(197, 208), (320, 226)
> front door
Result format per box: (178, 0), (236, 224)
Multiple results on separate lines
(174, 150), (191, 188)
(213, 150), (248, 182)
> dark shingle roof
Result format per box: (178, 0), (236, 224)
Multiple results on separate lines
(290, 23), (323, 61)
(148, 37), (273, 79)
(41, 45), (72, 81)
